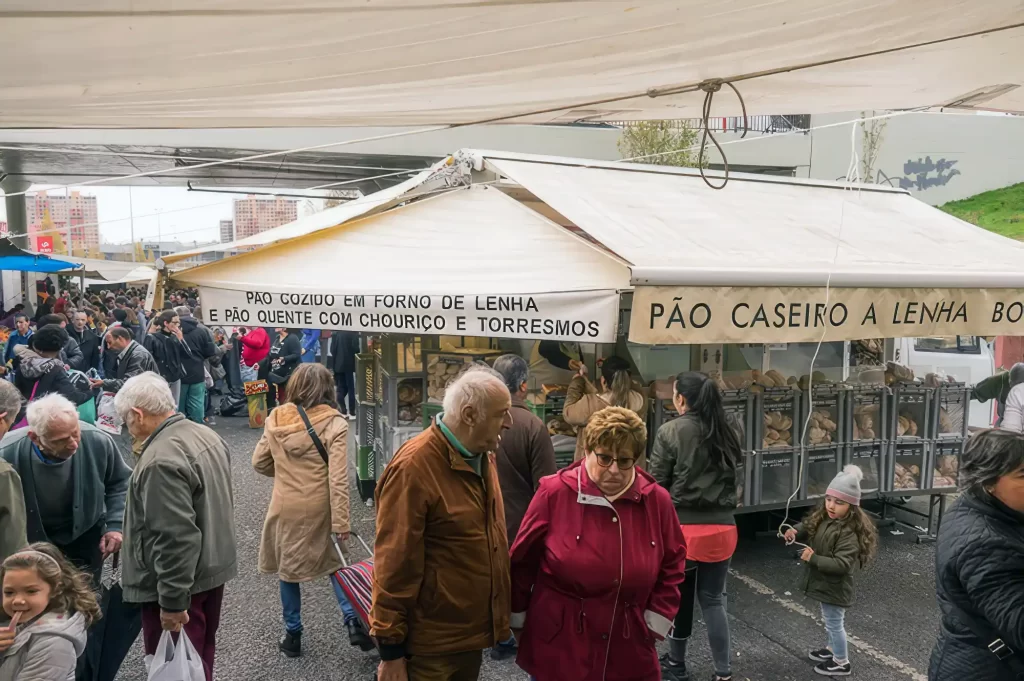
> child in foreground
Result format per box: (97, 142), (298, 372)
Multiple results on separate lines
(0, 542), (101, 681)
(784, 465), (878, 677)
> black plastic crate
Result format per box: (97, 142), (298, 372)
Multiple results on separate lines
(890, 385), (931, 442)
(887, 440), (928, 493)
(723, 389), (754, 452)
(736, 451), (753, 509)
(356, 352), (376, 405)
(800, 386), (844, 447)
(933, 383), (970, 440)
(846, 385), (888, 443)
(755, 446), (799, 505)
(802, 444), (843, 499)
(845, 442), (885, 495)
(928, 438), (962, 490)
(756, 387), (801, 451)
(356, 402), (377, 449)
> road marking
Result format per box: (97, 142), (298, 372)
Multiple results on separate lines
(730, 569), (928, 681)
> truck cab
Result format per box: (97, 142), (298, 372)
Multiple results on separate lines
(895, 336), (995, 427)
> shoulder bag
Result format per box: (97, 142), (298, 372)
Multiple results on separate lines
(952, 603), (1024, 679)
(296, 405), (329, 466)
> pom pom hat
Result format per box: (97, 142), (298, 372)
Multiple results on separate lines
(826, 464), (864, 506)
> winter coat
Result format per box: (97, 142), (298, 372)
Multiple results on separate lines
(12, 346), (92, 407)
(564, 375), (647, 467)
(4, 330), (32, 364)
(67, 327), (101, 372)
(329, 330), (359, 374)
(252, 403), (350, 583)
(239, 327), (270, 367)
(510, 460), (686, 681)
(121, 414), (237, 610)
(99, 340), (158, 393)
(143, 331), (189, 384)
(369, 423), (510, 661)
(792, 516), (860, 608)
(177, 315), (217, 385)
(495, 400), (557, 542)
(0, 611), (88, 681)
(300, 328), (320, 363)
(928, 489), (1024, 681)
(59, 337), (85, 373)
(268, 332), (302, 383)
(1, 423), (130, 544)
(0, 460), (27, 561)
(649, 413), (738, 526)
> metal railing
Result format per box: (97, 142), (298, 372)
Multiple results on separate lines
(610, 114), (811, 134)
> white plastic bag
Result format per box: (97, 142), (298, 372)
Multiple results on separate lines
(147, 630), (205, 681)
(239, 362), (257, 383)
(96, 391), (122, 435)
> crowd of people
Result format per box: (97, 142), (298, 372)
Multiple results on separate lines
(0, 286), (1020, 681)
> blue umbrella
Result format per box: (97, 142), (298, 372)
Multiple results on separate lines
(0, 238), (81, 272)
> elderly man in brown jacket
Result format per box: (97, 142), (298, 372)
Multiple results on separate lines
(371, 366), (513, 681)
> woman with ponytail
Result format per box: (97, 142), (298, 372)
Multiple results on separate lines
(564, 355), (647, 467)
(650, 372), (741, 681)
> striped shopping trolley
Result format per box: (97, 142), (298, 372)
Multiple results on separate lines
(331, 531), (375, 634)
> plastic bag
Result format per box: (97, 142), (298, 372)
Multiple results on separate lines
(239, 362), (257, 383)
(147, 630), (205, 681)
(96, 391), (122, 435)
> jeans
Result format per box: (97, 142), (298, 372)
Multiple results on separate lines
(335, 371), (355, 415)
(281, 578), (358, 634)
(179, 381), (207, 423)
(820, 602), (849, 664)
(670, 558), (732, 677)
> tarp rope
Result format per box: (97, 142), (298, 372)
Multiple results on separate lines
(696, 79), (748, 190)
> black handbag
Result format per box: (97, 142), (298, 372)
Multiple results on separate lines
(951, 603), (1024, 679)
(296, 404), (330, 465)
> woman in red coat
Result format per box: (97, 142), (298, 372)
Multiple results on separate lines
(510, 406), (687, 681)
(238, 325), (271, 368)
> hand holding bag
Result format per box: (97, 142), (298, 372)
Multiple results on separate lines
(146, 630), (205, 681)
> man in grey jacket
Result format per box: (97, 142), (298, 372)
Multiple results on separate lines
(0, 393), (131, 585)
(116, 372), (236, 681)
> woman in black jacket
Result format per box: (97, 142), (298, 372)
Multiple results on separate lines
(649, 372), (741, 681)
(267, 328), (302, 409)
(13, 325), (93, 411)
(929, 429), (1024, 681)
(143, 309), (190, 404)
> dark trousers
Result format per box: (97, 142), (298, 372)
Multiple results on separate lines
(53, 521), (105, 587)
(407, 650), (483, 681)
(77, 582), (141, 681)
(258, 360), (277, 410)
(141, 586), (224, 681)
(671, 558), (732, 677)
(335, 371), (355, 415)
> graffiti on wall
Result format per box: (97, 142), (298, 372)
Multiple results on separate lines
(840, 156), (962, 192)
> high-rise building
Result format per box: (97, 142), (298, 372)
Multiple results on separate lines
(26, 191), (100, 252)
(219, 219), (234, 243)
(232, 196), (298, 240)
(0, 221), (7, 237)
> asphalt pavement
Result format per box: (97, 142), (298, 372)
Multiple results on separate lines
(115, 417), (944, 681)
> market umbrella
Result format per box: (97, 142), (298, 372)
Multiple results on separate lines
(0, 238), (81, 273)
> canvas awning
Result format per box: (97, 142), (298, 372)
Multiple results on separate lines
(173, 184), (630, 343)
(81, 265), (157, 286)
(51, 256), (156, 282)
(1, 2), (1022, 128)
(478, 151), (1024, 344)
(0, 239), (80, 273)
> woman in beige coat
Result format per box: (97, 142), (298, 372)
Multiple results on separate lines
(564, 355), (648, 468)
(252, 363), (369, 658)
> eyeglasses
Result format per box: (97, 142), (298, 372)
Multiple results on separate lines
(592, 453), (637, 469)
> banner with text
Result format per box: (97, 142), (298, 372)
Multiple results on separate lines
(630, 286), (1024, 344)
(201, 286), (620, 342)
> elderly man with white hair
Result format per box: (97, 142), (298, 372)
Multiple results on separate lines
(116, 371), (236, 681)
(0, 392), (130, 584)
(370, 366), (513, 681)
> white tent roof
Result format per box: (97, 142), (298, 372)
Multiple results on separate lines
(176, 184), (629, 293)
(483, 152), (1024, 289)
(2, 2), (1022, 128)
(47, 255), (155, 282)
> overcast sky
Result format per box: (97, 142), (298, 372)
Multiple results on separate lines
(0, 185), (320, 245)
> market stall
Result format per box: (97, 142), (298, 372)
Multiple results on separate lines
(169, 176), (631, 499)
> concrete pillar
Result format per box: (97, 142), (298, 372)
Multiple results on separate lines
(1, 175), (33, 311)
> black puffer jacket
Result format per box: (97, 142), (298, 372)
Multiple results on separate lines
(178, 315), (217, 385)
(143, 332), (189, 384)
(929, 489), (1024, 681)
(649, 413), (737, 525)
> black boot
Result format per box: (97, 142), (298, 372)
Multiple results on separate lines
(279, 630), (302, 658)
(347, 621), (375, 651)
(659, 653), (691, 681)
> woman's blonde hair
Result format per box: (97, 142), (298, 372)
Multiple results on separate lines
(1, 542), (101, 627)
(286, 363), (338, 411)
(584, 406), (647, 457)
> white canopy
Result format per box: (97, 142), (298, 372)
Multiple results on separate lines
(48, 255), (156, 283)
(177, 184), (630, 342)
(1, 1), (1022, 128)
(82, 265), (157, 286)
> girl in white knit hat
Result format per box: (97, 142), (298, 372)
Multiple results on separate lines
(783, 465), (879, 677)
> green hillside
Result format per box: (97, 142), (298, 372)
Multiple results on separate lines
(939, 182), (1024, 240)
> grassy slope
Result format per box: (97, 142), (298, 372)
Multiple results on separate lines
(938, 182), (1024, 239)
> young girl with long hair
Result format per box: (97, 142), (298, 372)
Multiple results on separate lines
(651, 371), (741, 681)
(0, 542), (101, 681)
(784, 465), (878, 677)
